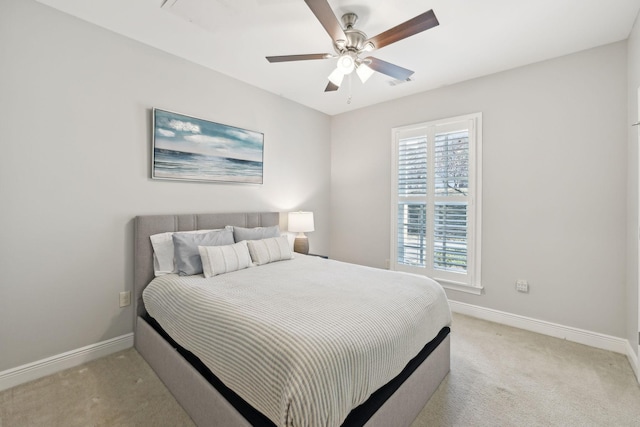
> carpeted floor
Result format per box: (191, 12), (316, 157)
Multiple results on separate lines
(1, 313), (639, 426)
(413, 314), (640, 426)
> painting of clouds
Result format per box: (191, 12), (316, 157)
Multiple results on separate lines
(152, 109), (264, 184)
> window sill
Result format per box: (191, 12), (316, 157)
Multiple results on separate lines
(438, 280), (484, 295)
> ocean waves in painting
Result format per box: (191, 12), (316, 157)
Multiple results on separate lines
(153, 148), (263, 184)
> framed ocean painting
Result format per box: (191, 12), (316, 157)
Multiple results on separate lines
(152, 108), (264, 184)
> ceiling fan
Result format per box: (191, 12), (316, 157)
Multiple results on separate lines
(266, 0), (439, 92)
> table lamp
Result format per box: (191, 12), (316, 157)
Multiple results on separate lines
(288, 211), (314, 254)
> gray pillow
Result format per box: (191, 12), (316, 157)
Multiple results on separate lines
(173, 228), (234, 276)
(232, 225), (280, 242)
(247, 236), (293, 266)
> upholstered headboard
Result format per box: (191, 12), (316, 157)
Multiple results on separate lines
(133, 212), (281, 319)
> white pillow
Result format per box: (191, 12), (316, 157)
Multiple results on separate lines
(280, 231), (296, 251)
(198, 241), (252, 278)
(150, 228), (219, 276)
(247, 236), (293, 266)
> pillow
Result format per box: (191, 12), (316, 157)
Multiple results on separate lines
(232, 225), (280, 242)
(150, 229), (216, 276)
(247, 236), (293, 266)
(280, 231), (296, 251)
(198, 241), (252, 278)
(173, 228), (234, 276)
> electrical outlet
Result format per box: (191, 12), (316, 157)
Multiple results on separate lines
(119, 291), (131, 308)
(516, 280), (529, 293)
(385, 259), (390, 269)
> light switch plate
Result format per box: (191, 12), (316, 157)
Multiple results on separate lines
(119, 291), (131, 307)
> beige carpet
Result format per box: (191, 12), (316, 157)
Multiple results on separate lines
(413, 314), (640, 426)
(0, 347), (193, 427)
(1, 313), (639, 426)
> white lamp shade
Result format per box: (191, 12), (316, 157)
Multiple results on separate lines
(356, 63), (375, 83)
(328, 68), (345, 86)
(288, 211), (315, 233)
(337, 54), (355, 74)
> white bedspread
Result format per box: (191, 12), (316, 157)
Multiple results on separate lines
(143, 255), (451, 427)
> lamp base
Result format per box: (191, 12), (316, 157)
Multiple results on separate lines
(293, 236), (309, 255)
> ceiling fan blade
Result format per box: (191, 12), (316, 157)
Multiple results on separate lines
(365, 57), (414, 81)
(266, 54), (332, 63)
(325, 81), (340, 92)
(365, 10), (439, 50)
(304, 0), (347, 43)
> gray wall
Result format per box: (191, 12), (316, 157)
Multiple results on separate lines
(330, 42), (628, 338)
(627, 14), (640, 357)
(1, 0), (636, 375)
(0, 0), (331, 371)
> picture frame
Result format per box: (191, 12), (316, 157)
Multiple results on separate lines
(152, 108), (264, 184)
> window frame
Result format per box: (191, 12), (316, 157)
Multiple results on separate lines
(390, 113), (483, 294)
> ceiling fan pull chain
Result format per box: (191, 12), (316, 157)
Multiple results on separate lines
(347, 73), (353, 104)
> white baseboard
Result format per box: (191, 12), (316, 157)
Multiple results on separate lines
(450, 300), (640, 385)
(2, 306), (637, 391)
(0, 333), (134, 392)
(448, 300), (629, 354)
(625, 339), (640, 383)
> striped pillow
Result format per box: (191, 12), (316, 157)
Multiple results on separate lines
(247, 236), (293, 266)
(198, 241), (252, 278)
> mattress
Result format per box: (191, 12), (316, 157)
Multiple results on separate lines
(143, 255), (451, 427)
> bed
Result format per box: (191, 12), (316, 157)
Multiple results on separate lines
(134, 212), (451, 427)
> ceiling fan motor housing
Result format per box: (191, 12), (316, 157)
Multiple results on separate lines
(333, 13), (368, 54)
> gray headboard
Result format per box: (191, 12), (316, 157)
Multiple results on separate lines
(134, 212), (281, 319)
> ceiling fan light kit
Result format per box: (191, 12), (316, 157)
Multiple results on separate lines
(337, 53), (356, 74)
(356, 63), (375, 84)
(328, 68), (345, 86)
(266, 0), (439, 94)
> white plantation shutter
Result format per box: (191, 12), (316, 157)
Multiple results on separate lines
(397, 136), (428, 266)
(434, 130), (469, 196)
(433, 202), (467, 272)
(433, 128), (469, 273)
(397, 137), (427, 196)
(392, 114), (482, 292)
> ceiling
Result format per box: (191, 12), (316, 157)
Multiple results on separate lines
(35, 0), (640, 116)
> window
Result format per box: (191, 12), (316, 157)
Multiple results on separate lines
(391, 113), (482, 293)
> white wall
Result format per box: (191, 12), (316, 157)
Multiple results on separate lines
(1, 0), (634, 376)
(627, 14), (640, 358)
(0, 0), (331, 371)
(331, 42), (628, 338)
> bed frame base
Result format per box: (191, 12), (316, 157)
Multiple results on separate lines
(136, 315), (450, 427)
(136, 316), (252, 427)
(365, 333), (450, 427)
